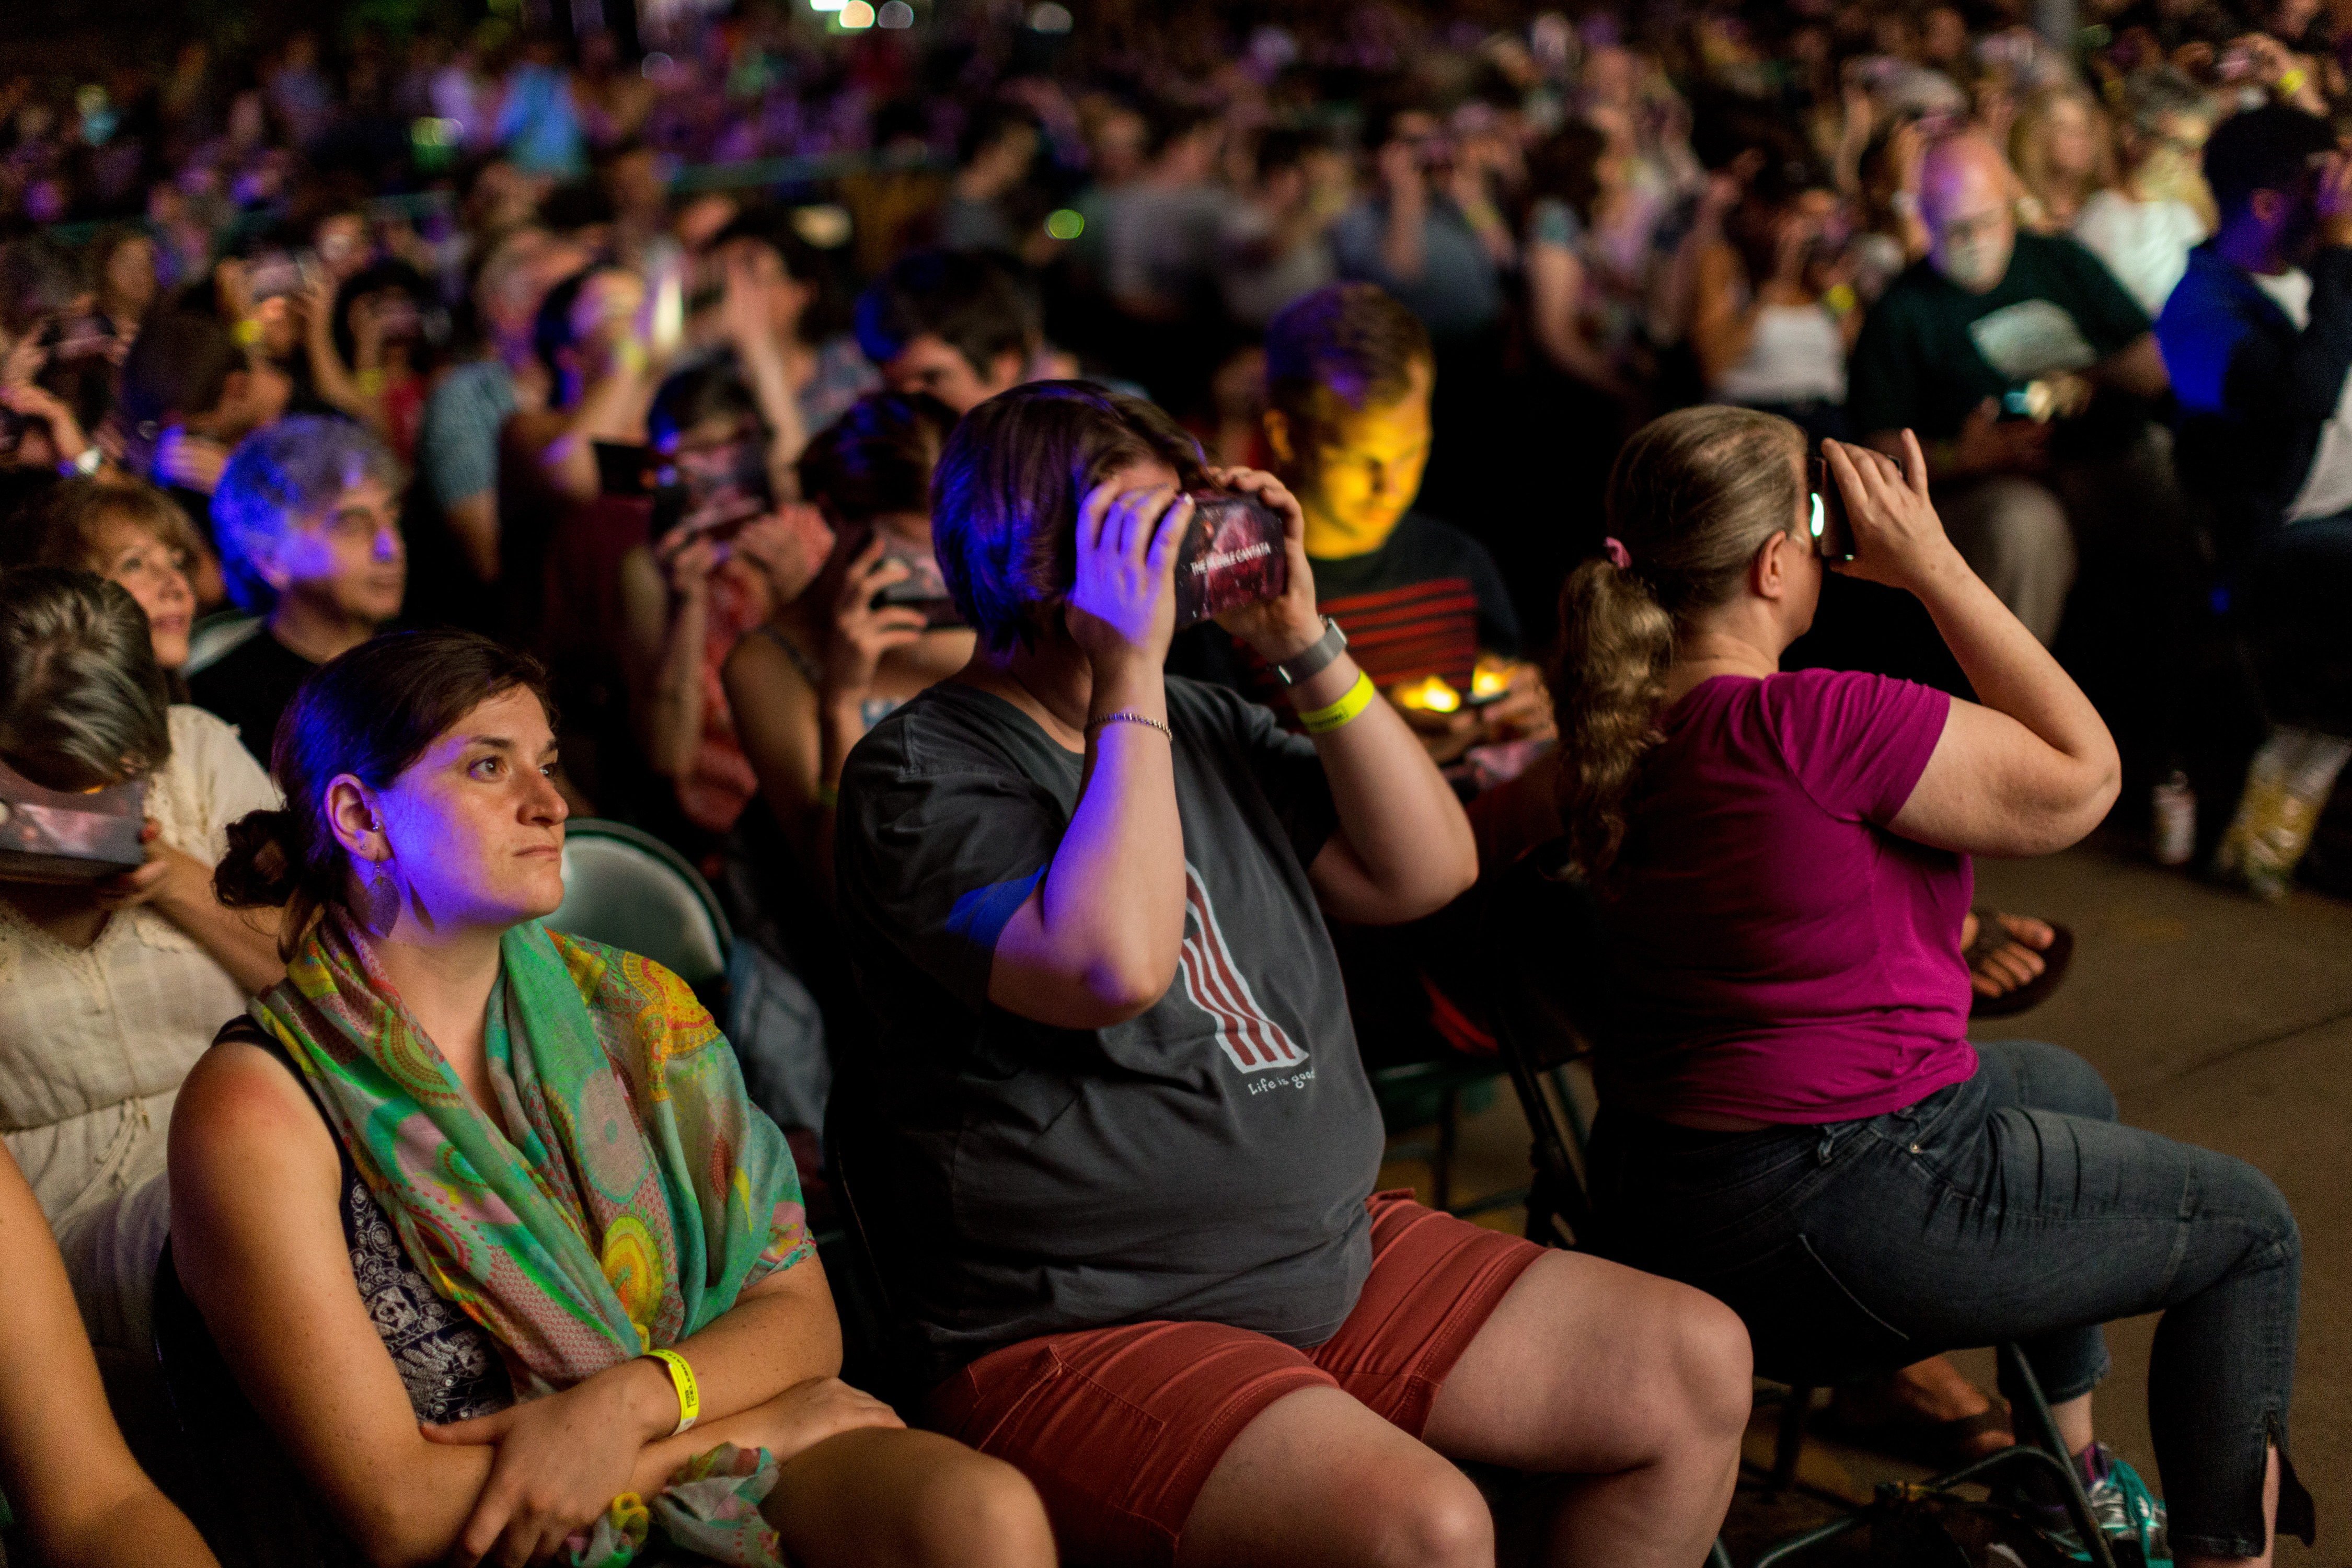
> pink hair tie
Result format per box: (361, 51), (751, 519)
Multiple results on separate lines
(1603, 536), (1632, 570)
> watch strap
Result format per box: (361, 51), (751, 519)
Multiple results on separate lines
(1274, 617), (1347, 686)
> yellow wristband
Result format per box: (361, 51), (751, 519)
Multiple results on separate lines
(2277, 67), (2309, 96)
(233, 318), (263, 348)
(814, 781), (839, 809)
(643, 1347), (699, 1437)
(1297, 670), (1376, 735)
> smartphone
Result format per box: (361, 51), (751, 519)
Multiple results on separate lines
(652, 435), (773, 543)
(870, 549), (965, 628)
(1173, 492), (1289, 629)
(246, 251), (303, 302)
(595, 440), (661, 498)
(1807, 454), (1856, 563)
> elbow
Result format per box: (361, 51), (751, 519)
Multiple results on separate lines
(1080, 954), (1178, 1024)
(2016, 754), (2123, 857)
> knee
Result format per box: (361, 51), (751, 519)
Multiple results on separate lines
(901, 1452), (1054, 1568)
(1368, 1467), (1493, 1568)
(1664, 1286), (1756, 1448)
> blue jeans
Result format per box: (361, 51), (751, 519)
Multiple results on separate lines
(1586, 1041), (2310, 1558)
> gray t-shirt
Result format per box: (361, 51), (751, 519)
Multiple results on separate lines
(835, 676), (1383, 1382)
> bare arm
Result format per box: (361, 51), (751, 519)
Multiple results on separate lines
(536, 364), (655, 503)
(1526, 241), (1628, 395)
(1826, 436), (2120, 857)
(442, 491), (501, 583)
(99, 831), (282, 993)
(725, 626), (834, 886)
(0, 1145), (217, 1568)
(298, 276), (381, 430)
(985, 485), (1192, 1029)
(1207, 467), (1478, 925)
(1376, 143), (1431, 284)
(1686, 241), (1761, 390)
(617, 539), (715, 783)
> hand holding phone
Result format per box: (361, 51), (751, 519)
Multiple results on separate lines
(1818, 434), (1963, 596)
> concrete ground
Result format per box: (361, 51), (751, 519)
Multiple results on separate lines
(1382, 840), (2351, 1563)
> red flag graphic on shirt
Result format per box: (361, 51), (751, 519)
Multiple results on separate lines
(1178, 864), (1308, 1072)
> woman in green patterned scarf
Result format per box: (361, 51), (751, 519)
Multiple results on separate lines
(169, 629), (1052, 1568)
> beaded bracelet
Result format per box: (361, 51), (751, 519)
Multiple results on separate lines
(1089, 711), (1173, 741)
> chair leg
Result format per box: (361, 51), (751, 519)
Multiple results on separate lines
(1769, 1385), (1815, 1496)
(1999, 1343), (2119, 1568)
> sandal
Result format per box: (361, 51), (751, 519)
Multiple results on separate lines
(1967, 909), (2074, 1019)
(1821, 1369), (2016, 1471)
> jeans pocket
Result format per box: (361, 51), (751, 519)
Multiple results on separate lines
(1690, 1231), (1912, 1386)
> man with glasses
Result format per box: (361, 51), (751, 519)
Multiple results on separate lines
(1847, 131), (2174, 646)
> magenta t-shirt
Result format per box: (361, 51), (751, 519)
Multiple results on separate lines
(1597, 669), (1977, 1124)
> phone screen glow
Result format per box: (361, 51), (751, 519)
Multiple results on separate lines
(1810, 493), (1826, 539)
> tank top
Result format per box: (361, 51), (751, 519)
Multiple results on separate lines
(1714, 303), (1849, 406)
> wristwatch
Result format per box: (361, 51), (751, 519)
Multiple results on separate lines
(60, 445), (102, 478)
(1273, 616), (1347, 686)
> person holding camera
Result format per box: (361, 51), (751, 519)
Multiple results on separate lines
(0, 568), (280, 1351)
(834, 382), (1750, 1568)
(723, 389), (970, 895)
(1560, 406), (2308, 1565)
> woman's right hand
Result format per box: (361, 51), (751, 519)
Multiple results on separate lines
(1064, 476), (1189, 671)
(740, 1375), (904, 1466)
(425, 1362), (676, 1567)
(1824, 432), (1965, 596)
(823, 534), (928, 704)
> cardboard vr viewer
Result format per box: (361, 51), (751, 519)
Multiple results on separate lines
(0, 756), (147, 884)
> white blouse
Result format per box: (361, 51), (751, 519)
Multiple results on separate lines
(0, 706), (277, 1345)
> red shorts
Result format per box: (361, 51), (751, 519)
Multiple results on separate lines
(924, 1191), (1543, 1567)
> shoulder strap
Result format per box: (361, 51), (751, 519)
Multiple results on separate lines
(752, 622), (824, 687)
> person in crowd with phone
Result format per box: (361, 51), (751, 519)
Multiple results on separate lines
(2155, 105), (2352, 894)
(724, 390), (969, 894)
(112, 306), (292, 603)
(1330, 102), (1509, 346)
(10, 478), (204, 687)
(1561, 406), (2309, 1567)
(190, 417), (406, 765)
(0, 569), (280, 1352)
(833, 381), (1750, 1568)
(172, 629), (1053, 1568)
(0, 1137), (218, 1568)
(1846, 131), (2177, 649)
(297, 258), (445, 462)
(618, 359), (838, 852)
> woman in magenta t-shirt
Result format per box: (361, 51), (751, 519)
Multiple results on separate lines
(1555, 406), (2308, 1565)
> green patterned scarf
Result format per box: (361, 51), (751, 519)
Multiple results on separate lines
(249, 912), (811, 1560)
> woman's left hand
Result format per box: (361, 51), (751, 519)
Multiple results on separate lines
(423, 1361), (672, 1568)
(1204, 465), (1325, 665)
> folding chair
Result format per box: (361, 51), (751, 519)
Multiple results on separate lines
(545, 817), (732, 992)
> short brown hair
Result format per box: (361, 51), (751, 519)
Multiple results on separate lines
(17, 478), (204, 577)
(929, 382), (1206, 652)
(0, 568), (172, 792)
(1263, 282), (1434, 440)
